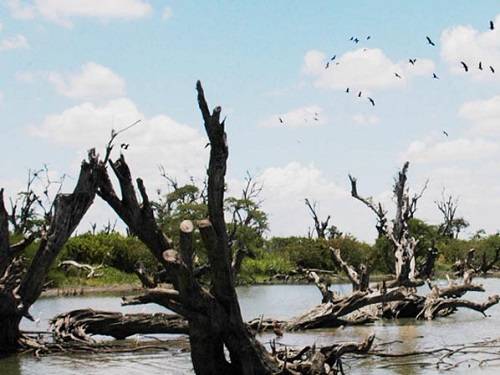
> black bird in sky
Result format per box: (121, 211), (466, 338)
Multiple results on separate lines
(325, 61), (330, 69)
(368, 97), (375, 106)
(479, 62), (483, 70)
(433, 73), (439, 79)
(120, 143), (129, 150)
(358, 91), (362, 97)
(443, 130), (449, 137)
(346, 87), (350, 93)
(426, 36), (436, 46)
(354, 38), (359, 43)
(350, 36), (354, 41)
(409, 58), (416, 65)
(490, 66), (495, 73)
(330, 55), (336, 61)
(395, 72), (402, 79)
(366, 36), (371, 40)
(460, 61), (469, 72)
(490, 20), (495, 30)
(279, 117), (285, 125)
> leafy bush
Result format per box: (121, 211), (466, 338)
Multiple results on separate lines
(60, 232), (157, 272)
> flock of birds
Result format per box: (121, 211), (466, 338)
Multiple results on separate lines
(278, 19), (496, 137)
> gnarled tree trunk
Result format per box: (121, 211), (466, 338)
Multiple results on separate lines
(0, 151), (99, 353)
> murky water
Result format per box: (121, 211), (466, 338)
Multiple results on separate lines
(2, 278), (500, 374)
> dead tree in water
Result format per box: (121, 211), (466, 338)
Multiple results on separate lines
(349, 162), (427, 284)
(92, 81), (373, 374)
(0, 151), (99, 353)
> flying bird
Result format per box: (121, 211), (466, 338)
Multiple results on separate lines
(426, 36), (435, 46)
(395, 73), (402, 79)
(345, 87), (350, 93)
(330, 55), (336, 61)
(366, 36), (371, 40)
(279, 117), (285, 125)
(325, 61), (330, 69)
(460, 61), (469, 72)
(354, 38), (359, 43)
(358, 91), (362, 97)
(368, 97), (375, 106)
(120, 143), (129, 150)
(409, 58), (417, 65)
(479, 62), (483, 70)
(490, 66), (495, 73)
(490, 20), (495, 30)
(442, 130), (449, 137)
(432, 73), (439, 79)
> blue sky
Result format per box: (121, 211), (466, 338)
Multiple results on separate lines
(1, 1), (500, 242)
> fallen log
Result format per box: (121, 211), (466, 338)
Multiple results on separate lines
(51, 309), (189, 342)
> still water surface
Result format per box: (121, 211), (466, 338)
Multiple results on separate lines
(2, 279), (500, 374)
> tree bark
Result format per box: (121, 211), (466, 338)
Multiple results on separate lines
(0, 151), (99, 353)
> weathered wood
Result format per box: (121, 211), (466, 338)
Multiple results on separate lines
(51, 309), (189, 341)
(0, 151), (99, 352)
(330, 247), (369, 292)
(58, 260), (103, 278)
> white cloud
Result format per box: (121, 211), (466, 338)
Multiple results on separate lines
(0, 34), (29, 51)
(303, 48), (435, 91)
(459, 95), (500, 135)
(402, 137), (498, 164)
(48, 62), (126, 101)
(259, 105), (325, 128)
(6, 0), (152, 26)
(162, 6), (172, 20)
(29, 98), (208, 186)
(352, 114), (380, 126)
(440, 14), (500, 81)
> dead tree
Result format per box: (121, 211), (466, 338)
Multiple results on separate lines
(93, 81), (373, 374)
(330, 248), (369, 292)
(305, 198), (331, 239)
(453, 248), (500, 276)
(435, 191), (469, 239)
(96, 82), (279, 374)
(0, 151), (99, 353)
(349, 162), (427, 286)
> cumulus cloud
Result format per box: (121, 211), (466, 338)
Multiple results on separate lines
(259, 105), (325, 128)
(28, 97), (208, 186)
(303, 48), (435, 91)
(459, 95), (500, 135)
(440, 14), (500, 81)
(48, 62), (126, 101)
(0, 34), (29, 51)
(6, 0), (152, 26)
(402, 137), (498, 164)
(352, 114), (380, 126)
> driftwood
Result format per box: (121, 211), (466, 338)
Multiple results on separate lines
(51, 309), (189, 341)
(58, 260), (103, 279)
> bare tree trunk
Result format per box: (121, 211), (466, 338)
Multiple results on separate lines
(0, 151), (99, 353)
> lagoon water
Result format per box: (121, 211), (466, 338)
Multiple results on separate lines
(2, 279), (500, 374)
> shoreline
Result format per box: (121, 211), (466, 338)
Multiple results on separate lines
(41, 271), (500, 298)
